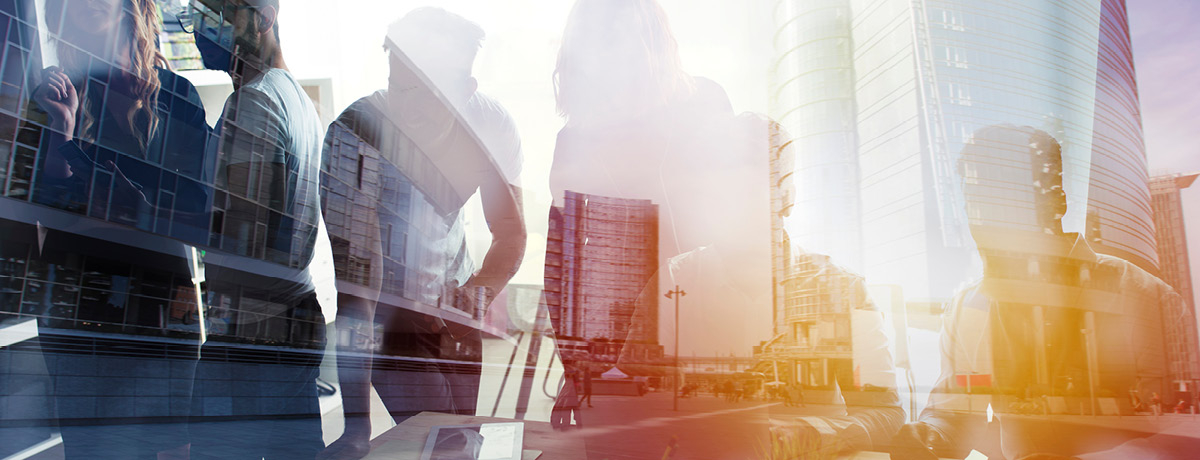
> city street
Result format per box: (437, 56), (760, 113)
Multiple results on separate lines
(552, 390), (846, 460)
(546, 391), (1200, 460)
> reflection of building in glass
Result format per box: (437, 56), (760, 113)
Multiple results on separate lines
(770, 0), (1159, 301)
(320, 96), (492, 363)
(938, 124), (1200, 413)
(958, 232), (1200, 409)
(769, 121), (794, 341)
(0, 4), (324, 344)
(544, 190), (662, 362)
(763, 120), (867, 387)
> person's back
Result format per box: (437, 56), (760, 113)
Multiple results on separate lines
(218, 67), (324, 273)
(185, 1), (332, 458)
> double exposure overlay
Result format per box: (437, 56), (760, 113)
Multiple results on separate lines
(0, 1), (1198, 459)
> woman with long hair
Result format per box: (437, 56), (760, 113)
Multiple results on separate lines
(549, 0), (770, 374)
(34, 0), (210, 237)
(546, 0), (902, 457)
(547, 0), (775, 453)
(28, 1), (210, 458)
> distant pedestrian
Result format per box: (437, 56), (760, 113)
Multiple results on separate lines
(552, 363), (583, 430)
(582, 367), (594, 407)
(1151, 392), (1162, 416)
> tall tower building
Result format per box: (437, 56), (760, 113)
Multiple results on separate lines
(770, 0), (1157, 301)
(1150, 173), (1200, 398)
(1087, 0), (1158, 274)
(1150, 173), (1199, 334)
(544, 190), (661, 361)
(769, 0), (863, 274)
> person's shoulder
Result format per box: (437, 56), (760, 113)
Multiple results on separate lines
(338, 90), (388, 122)
(466, 92), (520, 140)
(466, 91), (523, 182)
(257, 68), (302, 89)
(239, 69), (303, 105)
(467, 92), (514, 120)
(329, 91), (388, 146)
(946, 278), (986, 313)
(1095, 254), (1175, 294)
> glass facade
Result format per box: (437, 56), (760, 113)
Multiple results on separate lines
(1087, 0), (1158, 273)
(770, 0), (864, 273)
(544, 190), (661, 361)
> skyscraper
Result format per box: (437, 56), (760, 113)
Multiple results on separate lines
(1087, 0), (1158, 274)
(1150, 172), (1200, 377)
(1151, 173), (1198, 309)
(770, 0), (1158, 300)
(544, 190), (662, 361)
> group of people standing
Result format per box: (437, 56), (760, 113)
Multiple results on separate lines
(28, 0), (328, 458)
(16, 0), (1199, 459)
(20, 0), (754, 458)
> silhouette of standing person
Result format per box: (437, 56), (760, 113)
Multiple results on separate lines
(317, 8), (525, 460)
(184, 0), (330, 458)
(28, 0), (210, 457)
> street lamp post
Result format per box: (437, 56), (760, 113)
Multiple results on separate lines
(666, 285), (686, 411)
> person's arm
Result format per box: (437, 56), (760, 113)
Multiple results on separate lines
(461, 97), (526, 309)
(459, 173), (524, 316)
(220, 87), (288, 204)
(774, 289), (906, 455)
(160, 74), (215, 242)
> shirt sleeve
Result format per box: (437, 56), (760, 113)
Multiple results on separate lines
(219, 86), (289, 170)
(466, 93), (523, 186)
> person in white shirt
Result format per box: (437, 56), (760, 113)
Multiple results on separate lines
(318, 8), (525, 460)
(185, 0), (331, 458)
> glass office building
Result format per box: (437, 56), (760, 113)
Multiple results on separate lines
(1087, 0), (1158, 273)
(771, 0), (1158, 299)
(544, 190), (662, 361)
(769, 0), (864, 274)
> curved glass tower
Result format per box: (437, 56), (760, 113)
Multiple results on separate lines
(1087, 0), (1158, 273)
(771, 0), (1163, 298)
(770, 0), (863, 274)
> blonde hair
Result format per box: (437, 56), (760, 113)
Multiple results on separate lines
(553, 0), (694, 125)
(49, 0), (167, 152)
